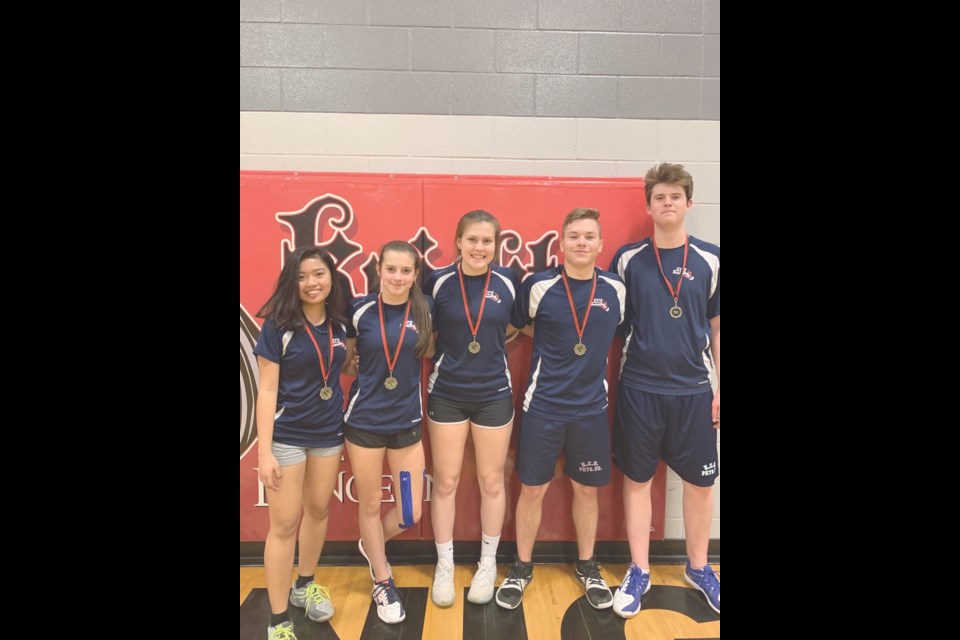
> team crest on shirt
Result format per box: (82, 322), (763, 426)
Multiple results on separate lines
(332, 338), (346, 350)
(673, 267), (695, 280)
(591, 298), (609, 311)
(485, 290), (502, 303)
(405, 319), (419, 332)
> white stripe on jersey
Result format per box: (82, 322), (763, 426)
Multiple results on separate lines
(274, 406), (285, 420)
(352, 299), (377, 332)
(599, 274), (627, 325)
(427, 352), (445, 393)
(501, 353), (512, 391)
(616, 243), (649, 279)
(430, 271), (457, 299)
(690, 244), (720, 300)
(491, 269), (516, 300)
(527, 274), (562, 319)
(522, 357), (542, 413)
(620, 325), (633, 376)
(343, 387), (361, 424)
(415, 381), (424, 422)
(701, 331), (714, 378)
(281, 330), (294, 356)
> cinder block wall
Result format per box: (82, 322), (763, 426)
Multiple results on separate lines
(240, 0), (720, 540)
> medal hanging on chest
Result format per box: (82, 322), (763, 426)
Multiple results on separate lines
(378, 295), (411, 391)
(303, 312), (335, 401)
(653, 235), (689, 319)
(458, 263), (492, 355)
(561, 269), (597, 356)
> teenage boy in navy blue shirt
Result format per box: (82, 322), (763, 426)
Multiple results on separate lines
(495, 208), (626, 611)
(609, 163), (721, 618)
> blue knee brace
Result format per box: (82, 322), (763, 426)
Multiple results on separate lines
(398, 471), (414, 529)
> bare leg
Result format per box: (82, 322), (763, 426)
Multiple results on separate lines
(682, 481), (714, 568)
(472, 420), (513, 538)
(514, 483), (549, 562)
(571, 481), (598, 560)
(296, 452), (342, 577)
(382, 441), (426, 540)
(623, 476), (653, 568)
(264, 460), (306, 613)
(345, 441), (391, 582)
(427, 419), (469, 544)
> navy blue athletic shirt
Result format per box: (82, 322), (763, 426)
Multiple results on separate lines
(512, 266), (626, 419)
(610, 235), (720, 394)
(344, 293), (435, 433)
(425, 263), (520, 403)
(253, 318), (348, 448)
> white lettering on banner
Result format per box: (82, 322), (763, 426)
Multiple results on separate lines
(256, 469), (434, 507)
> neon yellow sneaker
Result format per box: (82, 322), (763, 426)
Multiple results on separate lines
(289, 581), (334, 622)
(267, 620), (297, 640)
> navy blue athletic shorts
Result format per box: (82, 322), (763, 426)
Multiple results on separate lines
(613, 387), (718, 487)
(516, 412), (611, 487)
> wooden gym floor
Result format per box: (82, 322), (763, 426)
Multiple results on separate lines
(240, 562), (720, 639)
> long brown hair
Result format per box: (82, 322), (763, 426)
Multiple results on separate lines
(378, 241), (432, 358)
(256, 246), (347, 332)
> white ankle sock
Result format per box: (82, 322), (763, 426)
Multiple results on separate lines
(436, 539), (454, 563)
(480, 532), (500, 559)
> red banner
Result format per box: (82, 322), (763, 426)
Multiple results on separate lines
(240, 171), (666, 543)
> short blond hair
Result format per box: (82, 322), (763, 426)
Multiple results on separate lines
(562, 208), (601, 236)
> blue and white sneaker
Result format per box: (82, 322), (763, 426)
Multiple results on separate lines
(684, 562), (720, 614)
(612, 563), (651, 619)
(372, 578), (406, 624)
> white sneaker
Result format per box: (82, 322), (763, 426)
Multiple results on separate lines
(467, 556), (497, 604)
(432, 557), (456, 607)
(372, 578), (406, 624)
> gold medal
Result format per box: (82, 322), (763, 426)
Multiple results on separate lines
(458, 264), (492, 358)
(654, 236), (690, 324)
(377, 295), (411, 395)
(561, 269), (598, 361)
(303, 312), (337, 405)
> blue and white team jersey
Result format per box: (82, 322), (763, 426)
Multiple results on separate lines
(512, 266), (626, 419)
(344, 293), (435, 433)
(253, 318), (349, 448)
(610, 235), (720, 395)
(425, 263), (520, 403)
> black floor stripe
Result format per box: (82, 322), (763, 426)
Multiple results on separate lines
(240, 589), (341, 640)
(559, 586), (719, 639)
(359, 586), (428, 640)
(561, 596), (625, 639)
(632, 585), (720, 623)
(462, 588), (528, 640)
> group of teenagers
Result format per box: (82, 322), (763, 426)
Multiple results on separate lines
(254, 163), (720, 639)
